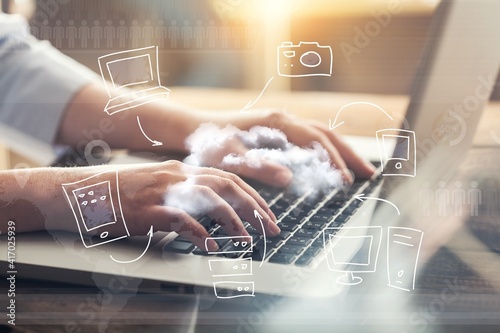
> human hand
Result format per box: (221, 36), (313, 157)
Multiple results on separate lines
(68, 162), (279, 251)
(193, 109), (376, 187)
(0, 162), (279, 251)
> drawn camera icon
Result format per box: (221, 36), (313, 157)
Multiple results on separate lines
(277, 41), (333, 77)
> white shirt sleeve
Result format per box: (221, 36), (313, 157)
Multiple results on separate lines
(0, 13), (100, 144)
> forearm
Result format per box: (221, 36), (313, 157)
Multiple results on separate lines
(0, 166), (107, 234)
(56, 83), (210, 153)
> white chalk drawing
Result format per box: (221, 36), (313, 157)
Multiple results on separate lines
(329, 102), (393, 131)
(137, 116), (163, 146)
(98, 46), (170, 115)
(208, 258), (253, 277)
(376, 129), (417, 177)
(110, 226), (154, 264)
(205, 225), (258, 298)
(213, 281), (255, 299)
(204, 235), (253, 255)
(355, 194), (401, 215)
(322, 226), (383, 286)
(240, 77), (274, 113)
(253, 209), (267, 267)
(62, 170), (130, 248)
(277, 41), (333, 77)
(387, 227), (424, 292)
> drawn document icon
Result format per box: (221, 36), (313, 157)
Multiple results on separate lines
(387, 227), (424, 291)
(205, 236), (254, 299)
(98, 46), (170, 115)
(62, 171), (130, 248)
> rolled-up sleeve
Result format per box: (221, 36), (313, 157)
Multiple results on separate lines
(0, 14), (99, 144)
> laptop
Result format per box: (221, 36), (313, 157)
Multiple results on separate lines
(98, 45), (170, 115)
(2, 0), (500, 300)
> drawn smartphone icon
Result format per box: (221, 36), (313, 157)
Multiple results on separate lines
(62, 170), (130, 248)
(376, 129), (416, 177)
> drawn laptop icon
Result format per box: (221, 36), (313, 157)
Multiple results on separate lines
(98, 45), (170, 115)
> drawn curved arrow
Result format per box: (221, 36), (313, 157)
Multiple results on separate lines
(240, 77), (275, 113)
(110, 226), (154, 264)
(254, 210), (267, 267)
(355, 194), (401, 215)
(329, 102), (394, 131)
(137, 116), (163, 146)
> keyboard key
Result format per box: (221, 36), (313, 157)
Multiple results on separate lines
(287, 236), (312, 247)
(192, 247), (211, 256)
(174, 236), (191, 243)
(309, 213), (331, 223)
(341, 205), (357, 215)
(252, 239), (267, 261)
(303, 246), (322, 258)
(198, 216), (212, 231)
(165, 241), (194, 254)
(281, 214), (303, 225)
(246, 225), (261, 235)
(310, 237), (325, 248)
(316, 206), (339, 216)
(269, 253), (297, 265)
(331, 192), (349, 201)
(277, 244), (303, 255)
(335, 214), (350, 223)
(303, 221), (326, 230)
(295, 229), (320, 239)
(258, 188), (280, 202)
(212, 227), (228, 237)
(287, 205), (313, 221)
(277, 222), (299, 232)
(280, 192), (301, 204)
(272, 230), (292, 240)
(294, 255), (313, 266)
(265, 237), (283, 250)
(330, 220), (343, 227)
(352, 199), (363, 208)
(272, 198), (297, 216)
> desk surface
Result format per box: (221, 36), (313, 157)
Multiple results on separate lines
(170, 88), (500, 146)
(2, 89), (500, 332)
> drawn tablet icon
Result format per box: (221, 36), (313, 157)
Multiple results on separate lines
(62, 170), (130, 248)
(376, 129), (417, 177)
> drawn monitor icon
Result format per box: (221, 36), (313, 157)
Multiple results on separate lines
(376, 129), (416, 177)
(323, 226), (383, 286)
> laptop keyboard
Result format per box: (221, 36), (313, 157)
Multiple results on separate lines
(165, 167), (383, 267)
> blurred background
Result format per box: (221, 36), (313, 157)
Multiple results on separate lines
(1, 0), (500, 170)
(21, 0), (441, 93)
